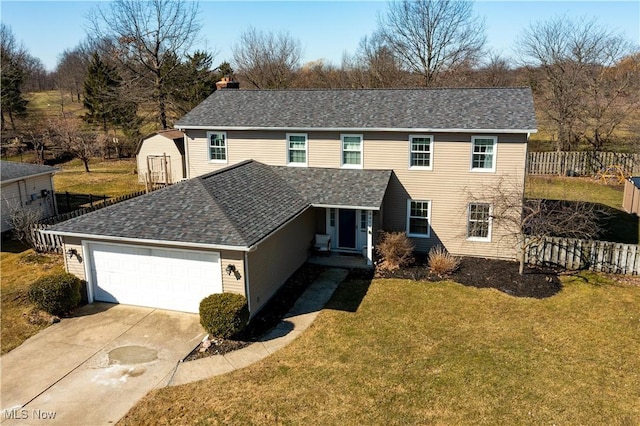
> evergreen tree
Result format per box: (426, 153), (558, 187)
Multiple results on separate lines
(169, 51), (218, 116)
(83, 52), (121, 132)
(0, 24), (29, 130)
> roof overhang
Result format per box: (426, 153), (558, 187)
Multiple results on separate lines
(42, 230), (255, 252)
(1, 169), (57, 185)
(175, 125), (537, 134)
(311, 203), (381, 211)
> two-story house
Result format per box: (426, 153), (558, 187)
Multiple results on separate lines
(48, 87), (536, 315)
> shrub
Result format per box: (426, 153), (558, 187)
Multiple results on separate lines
(199, 293), (249, 339)
(376, 231), (414, 271)
(428, 245), (461, 276)
(28, 272), (82, 316)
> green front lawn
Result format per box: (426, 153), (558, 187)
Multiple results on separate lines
(120, 273), (640, 425)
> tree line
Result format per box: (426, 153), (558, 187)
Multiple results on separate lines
(1, 0), (638, 170)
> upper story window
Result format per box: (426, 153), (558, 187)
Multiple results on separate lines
(409, 135), (433, 169)
(467, 203), (492, 241)
(341, 134), (363, 168)
(287, 133), (307, 166)
(207, 131), (227, 163)
(471, 136), (497, 172)
(406, 199), (431, 238)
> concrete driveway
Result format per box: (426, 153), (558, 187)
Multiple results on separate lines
(1, 303), (204, 425)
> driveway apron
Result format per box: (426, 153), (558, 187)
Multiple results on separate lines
(1, 303), (204, 425)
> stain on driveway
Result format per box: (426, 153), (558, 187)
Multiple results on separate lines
(1, 303), (204, 425)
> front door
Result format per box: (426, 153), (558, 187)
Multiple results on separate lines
(338, 209), (357, 249)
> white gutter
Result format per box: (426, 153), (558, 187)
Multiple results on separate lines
(41, 230), (255, 252)
(311, 203), (381, 211)
(175, 125), (538, 134)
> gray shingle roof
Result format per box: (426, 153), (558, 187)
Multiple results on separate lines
(1, 161), (57, 183)
(49, 161), (391, 249)
(175, 87), (537, 131)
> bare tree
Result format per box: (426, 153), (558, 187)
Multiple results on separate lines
(352, 34), (410, 88)
(55, 46), (91, 103)
(88, 0), (201, 129)
(6, 201), (43, 249)
(517, 16), (637, 151)
(467, 177), (605, 274)
(47, 117), (96, 172)
(377, 0), (486, 87)
(232, 27), (302, 89)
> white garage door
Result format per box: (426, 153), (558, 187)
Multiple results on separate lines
(87, 242), (222, 313)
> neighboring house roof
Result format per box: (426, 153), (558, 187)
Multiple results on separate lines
(630, 177), (640, 189)
(136, 129), (186, 155)
(1, 161), (57, 184)
(175, 87), (537, 133)
(47, 161), (391, 250)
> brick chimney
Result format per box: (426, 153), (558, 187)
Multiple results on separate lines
(216, 77), (240, 90)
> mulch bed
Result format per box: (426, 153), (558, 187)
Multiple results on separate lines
(376, 256), (563, 299)
(184, 263), (326, 361)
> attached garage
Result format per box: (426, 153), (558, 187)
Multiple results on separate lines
(86, 242), (222, 313)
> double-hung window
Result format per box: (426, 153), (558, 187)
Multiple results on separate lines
(409, 135), (433, 169)
(207, 132), (227, 162)
(471, 136), (497, 172)
(467, 203), (491, 241)
(341, 134), (363, 168)
(407, 200), (431, 238)
(287, 133), (307, 166)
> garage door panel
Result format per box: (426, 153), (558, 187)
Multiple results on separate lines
(88, 243), (222, 313)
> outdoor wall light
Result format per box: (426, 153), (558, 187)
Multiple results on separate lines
(225, 264), (236, 275)
(65, 248), (82, 263)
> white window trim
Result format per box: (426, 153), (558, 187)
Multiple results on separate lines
(408, 134), (433, 170)
(207, 131), (228, 163)
(286, 133), (308, 167)
(340, 134), (363, 169)
(470, 136), (497, 173)
(406, 199), (431, 238)
(466, 203), (492, 242)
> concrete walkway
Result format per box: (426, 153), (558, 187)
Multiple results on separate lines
(168, 268), (348, 386)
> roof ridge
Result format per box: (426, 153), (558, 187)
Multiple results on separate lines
(219, 86), (531, 93)
(195, 174), (251, 246)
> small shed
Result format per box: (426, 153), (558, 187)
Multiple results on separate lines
(1, 161), (58, 233)
(136, 130), (186, 185)
(623, 177), (640, 215)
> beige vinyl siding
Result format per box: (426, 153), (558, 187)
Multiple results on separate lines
(62, 237), (86, 280)
(247, 208), (315, 315)
(1, 175), (56, 232)
(219, 250), (245, 295)
(137, 135), (185, 183)
(61, 237), (246, 296)
(183, 128), (527, 259)
(367, 132), (527, 259)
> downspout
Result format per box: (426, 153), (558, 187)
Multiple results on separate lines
(182, 130), (191, 179)
(244, 251), (253, 317)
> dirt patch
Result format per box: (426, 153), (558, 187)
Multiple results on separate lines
(377, 256), (563, 299)
(184, 263), (326, 361)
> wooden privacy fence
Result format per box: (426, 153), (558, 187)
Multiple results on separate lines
(527, 151), (640, 176)
(525, 236), (640, 275)
(30, 188), (157, 253)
